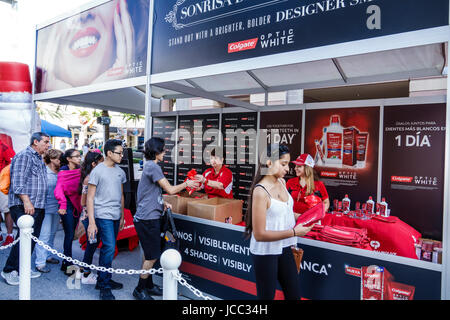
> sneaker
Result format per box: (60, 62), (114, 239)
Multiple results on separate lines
(146, 285), (163, 296)
(1, 271), (19, 286)
(81, 272), (97, 285)
(95, 279), (123, 290)
(100, 288), (115, 300)
(1, 235), (14, 247)
(36, 265), (51, 273)
(133, 287), (154, 300)
(30, 270), (41, 278)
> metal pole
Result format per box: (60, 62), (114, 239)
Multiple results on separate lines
(18, 214), (34, 300)
(160, 249), (182, 300)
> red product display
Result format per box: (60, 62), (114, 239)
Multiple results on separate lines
(321, 213), (421, 259)
(295, 202), (325, 227)
(343, 127), (359, 166)
(361, 266), (393, 300)
(306, 224), (370, 249)
(386, 281), (415, 300)
(346, 265), (416, 300)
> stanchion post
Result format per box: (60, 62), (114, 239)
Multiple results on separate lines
(18, 214), (34, 300)
(160, 249), (182, 300)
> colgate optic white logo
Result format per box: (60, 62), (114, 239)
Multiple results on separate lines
(228, 38), (258, 53)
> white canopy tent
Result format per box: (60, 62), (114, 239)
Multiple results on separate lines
(33, 0), (450, 299)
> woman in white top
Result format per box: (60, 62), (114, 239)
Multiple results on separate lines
(245, 144), (314, 300)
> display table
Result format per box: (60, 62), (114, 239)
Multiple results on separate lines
(319, 213), (421, 259)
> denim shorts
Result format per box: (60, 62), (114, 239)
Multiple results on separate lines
(134, 218), (161, 260)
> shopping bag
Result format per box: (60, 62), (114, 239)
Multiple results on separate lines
(160, 208), (180, 252)
(291, 246), (304, 274)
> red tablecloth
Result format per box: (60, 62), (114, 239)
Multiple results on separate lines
(320, 213), (421, 259)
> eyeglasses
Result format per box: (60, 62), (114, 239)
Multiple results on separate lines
(70, 155), (81, 158)
(112, 151), (124, 156)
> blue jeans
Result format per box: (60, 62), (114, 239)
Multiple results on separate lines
(59, 200), (79, 264)
(82, 217), (100, 272)
(3, 206), (45, 273)
(96, 218), (119, 289)
(35, 212), (60, 267)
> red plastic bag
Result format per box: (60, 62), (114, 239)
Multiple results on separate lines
(184, 169), (198, 195)
(304, 194), (322, 208)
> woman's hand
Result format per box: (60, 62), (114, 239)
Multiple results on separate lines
(186, 179), (200, 189)
(87, 223), (98, 241)
(195, 174), (206, 183)
(92, 0), (135, 84)
(293, 223), (315, 237)
(58, 209), (67, 215)
(164, 202), (172, 211)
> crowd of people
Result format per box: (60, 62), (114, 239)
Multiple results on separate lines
(0, 133), (194, 300)
(0, 130), (330, 301)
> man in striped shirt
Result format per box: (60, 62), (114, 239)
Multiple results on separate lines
(1, 132), (50, 286)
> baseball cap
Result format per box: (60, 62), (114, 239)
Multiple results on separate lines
(292, 154), (315, 168)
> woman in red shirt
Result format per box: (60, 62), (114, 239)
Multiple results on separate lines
(196, 149), (233, 199)
(286, 154), (330, 214)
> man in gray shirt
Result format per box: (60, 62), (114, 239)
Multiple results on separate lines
(134, 160), (165, 221)
(132, 137), (200, 300)
(86, 139), (126, 300)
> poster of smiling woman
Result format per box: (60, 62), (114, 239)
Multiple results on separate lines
(35, 0), (149, 93)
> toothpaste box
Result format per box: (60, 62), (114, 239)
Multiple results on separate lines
(343, 127), (359, 167)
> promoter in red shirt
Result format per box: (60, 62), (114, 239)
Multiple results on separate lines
(197, 149), (233, 199)
(286, 153), (330, 214)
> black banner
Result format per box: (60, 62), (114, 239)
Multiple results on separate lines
(382, 104), (446, 240)
(259, 110), (302, 181)
(173, 215), (442, 300)
(222, 112), (257, 212)
(152, 117), (177, 184)
(152, 0), (449, 74)
(176, 114), (220, 183)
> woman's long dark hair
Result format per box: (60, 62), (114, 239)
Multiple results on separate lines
(78, 151), (104, 195)
(244, 144), (290, 238)
(60, 148), (78, 167)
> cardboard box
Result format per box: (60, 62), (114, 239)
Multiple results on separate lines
(187, 197), (243, 224)
(163, 191), (208, 215)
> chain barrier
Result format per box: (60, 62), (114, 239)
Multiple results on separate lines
(26, 233), (213, 300)
(173, 271), (213, 300)
(0, 237), (20, 250)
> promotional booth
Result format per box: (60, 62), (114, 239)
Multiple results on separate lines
(33, 0), (450, 300)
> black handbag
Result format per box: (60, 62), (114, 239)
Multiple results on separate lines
(160, 207), (180, 251)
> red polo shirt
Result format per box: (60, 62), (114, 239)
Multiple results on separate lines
(286, 177), (329, 214)
(203, 166), (233, 199)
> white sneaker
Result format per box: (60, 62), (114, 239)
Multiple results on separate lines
(81, 272), (97, 285)
(30, 270), (41, 279)
(1, 270), (19, 286)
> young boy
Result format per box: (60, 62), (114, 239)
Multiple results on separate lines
(86, 139), (126, 300)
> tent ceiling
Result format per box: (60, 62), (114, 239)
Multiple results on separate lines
(38, 43), (446, 113)
(152, 43), (446, 107)
(40, 86), (146, 115)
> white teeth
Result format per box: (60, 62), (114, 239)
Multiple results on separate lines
(71, 35), (98, 50)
